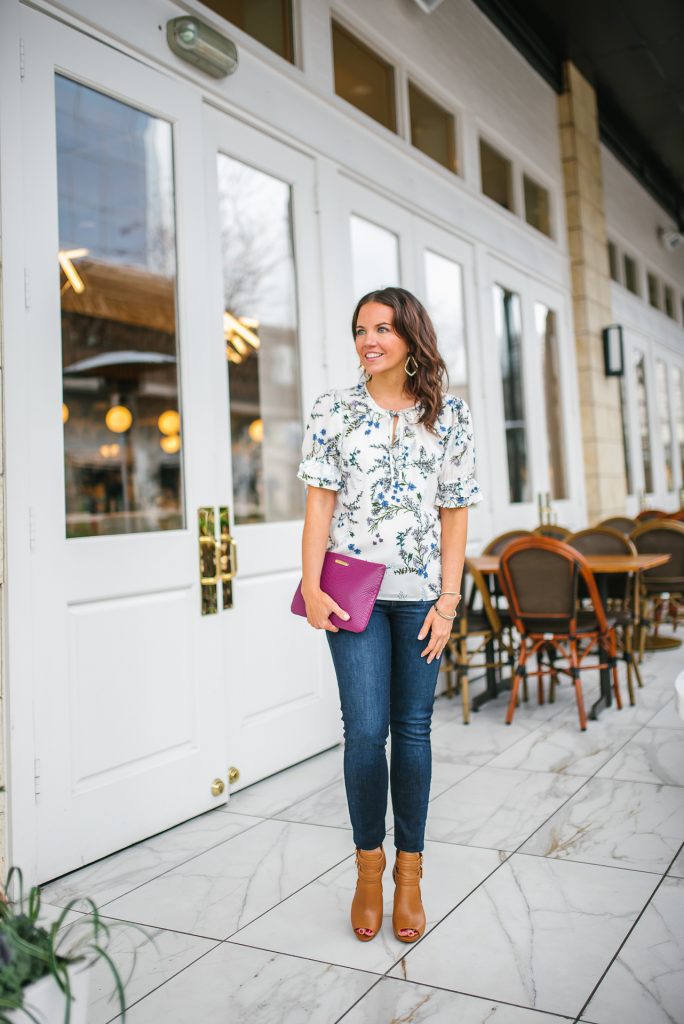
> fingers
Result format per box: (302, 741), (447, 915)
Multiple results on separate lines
(331, 603), (350, 623)
(417, 610), (433, 641)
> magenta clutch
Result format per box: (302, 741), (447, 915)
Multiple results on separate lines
(291, 551), (387, 633)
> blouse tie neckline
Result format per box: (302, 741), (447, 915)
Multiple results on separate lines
(361, 384), (422, 487)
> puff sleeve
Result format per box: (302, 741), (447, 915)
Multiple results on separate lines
(435, 397), (483, 508)
(297, 390), (343, 491)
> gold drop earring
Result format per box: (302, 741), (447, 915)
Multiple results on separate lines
(405, 354), (418, 377)
(358, 363), (371, 383)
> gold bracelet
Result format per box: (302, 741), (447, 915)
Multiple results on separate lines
(433, 603), (457, 620)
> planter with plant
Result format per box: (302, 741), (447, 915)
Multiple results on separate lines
(0, 862), (149, 1024)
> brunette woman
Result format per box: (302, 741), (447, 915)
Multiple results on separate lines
(297, 287), (481, 943)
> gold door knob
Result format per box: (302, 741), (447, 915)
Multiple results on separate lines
(228, 766), (240, 784)
(211, 778), (225, 797)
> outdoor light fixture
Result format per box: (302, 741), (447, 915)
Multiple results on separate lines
(413, 0), (446, 11)
(166, 17), (238, 79)
(602, 324), (624, 377)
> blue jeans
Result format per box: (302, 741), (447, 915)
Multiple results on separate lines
(326, 599), (442, 853)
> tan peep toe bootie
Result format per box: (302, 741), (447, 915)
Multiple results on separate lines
(392, 851), (426, 943)
(351, 846), (386, 941)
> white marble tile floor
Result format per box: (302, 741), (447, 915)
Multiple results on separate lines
(38, 634), (684, 1023)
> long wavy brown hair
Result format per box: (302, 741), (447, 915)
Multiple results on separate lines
(352, 287), (448, 434)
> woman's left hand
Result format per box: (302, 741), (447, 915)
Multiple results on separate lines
(418, 602), (455, 664)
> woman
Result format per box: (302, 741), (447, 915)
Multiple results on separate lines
(297, 287), (482, 943)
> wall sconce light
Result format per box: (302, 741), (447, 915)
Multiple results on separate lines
(166, 17), (238, 78)
(602, 324), (624, 377)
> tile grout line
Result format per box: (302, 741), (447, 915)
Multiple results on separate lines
(571, 838), (684, 1024)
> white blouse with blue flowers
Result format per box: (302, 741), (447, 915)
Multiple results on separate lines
(297, 381), (483, 601)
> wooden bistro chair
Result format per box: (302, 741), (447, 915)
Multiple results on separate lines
(442, 564), (504, 725)
(533, 524), (571, 540)
(479, 529), (532, 613)
(499, 537), (622, 731)
(631, 520), (684, 657)
(477, 530), (532, 678)
(568, 527), (642, 704)
(597, 516), (638, 535)
(635, 509), (669, 522)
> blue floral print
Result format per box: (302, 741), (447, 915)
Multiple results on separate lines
(298, 382), (482, 600)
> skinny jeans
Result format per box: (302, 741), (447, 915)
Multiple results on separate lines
(326, 599), (442, 853)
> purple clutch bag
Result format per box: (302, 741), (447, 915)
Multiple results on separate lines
(291, 551), (386, 633)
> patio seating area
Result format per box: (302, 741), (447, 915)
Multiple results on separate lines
(38, 621), (684, 1024)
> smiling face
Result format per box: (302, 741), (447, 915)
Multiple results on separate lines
(354, 302), (410, 378)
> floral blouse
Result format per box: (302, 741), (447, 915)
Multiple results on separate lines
(297, 381), (482, 600)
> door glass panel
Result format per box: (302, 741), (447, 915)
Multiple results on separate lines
(535, 304), (567, 499)
(656, 359), (674, 490)
(619, 377), (633, 495)
(673, 368), (684, 489)
(350, 215), (400, 298)
(634, 349), (653, 493)
(216, 153), (303, 524)
(424, 250), (468, 405)
(494, 285), (530, 503)
(56, 75), (184, 538)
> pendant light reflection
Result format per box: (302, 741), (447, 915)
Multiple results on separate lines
(160, 433), (181, 454)
(62, 402), (69, 424)
(224, 312), (260, 364)
(248, 418), (263, 444)
(58, 248), (89, 295)
(157, 409), (180, 436)
(105, 405), (133, 433)
(99, 443), (121, 458)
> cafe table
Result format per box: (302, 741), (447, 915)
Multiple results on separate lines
(465, 552), (671, 720)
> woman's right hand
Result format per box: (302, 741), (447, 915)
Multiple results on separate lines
(302, 588), (350, 631)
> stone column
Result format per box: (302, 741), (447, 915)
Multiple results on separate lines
(559, 61), (627, 522)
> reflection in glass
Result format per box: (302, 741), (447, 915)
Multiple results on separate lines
(56, 75), (184, 537)
(523, 175), (551, 237)
(623, 254), (639, 295)
(480, 139), (513, 211)
(494, 285), (530, 503)
(656, 360), (674, 490)
(634, 350), (653, 493)
(201, 0), (295, 62)
(408, 82), (457, 173)
(350, 215), (400, 299)
(619, 377), (633, 495)
(424, 250), (468, 406)
(332, 20), (396, 132)
(217, 154), (303, 524)
(535, 304), (567, 499)
(673, 368), (684, 488)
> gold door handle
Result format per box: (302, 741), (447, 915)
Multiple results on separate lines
(219, 506), (237, 609)
(198, 507), (219, 614)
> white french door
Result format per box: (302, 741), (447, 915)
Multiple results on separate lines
(202, 106), (341, 792)
(12, 9), (227, 883)
(484, 255), (582, 531)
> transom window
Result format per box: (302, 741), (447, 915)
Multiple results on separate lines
(623, 254), (639, 296)
(332, 21), (396, 132)
(480, 140), (513, 212)
(523, 175), (551, 237)
(408, 81), (457, 174)
(200, 0), (295, 63)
